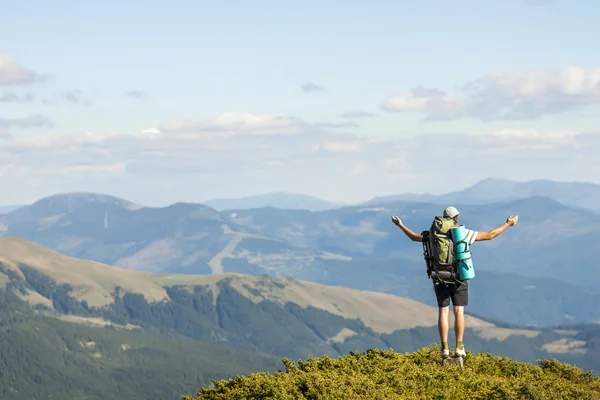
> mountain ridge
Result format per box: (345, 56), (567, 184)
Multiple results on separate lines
(0, 236), (495, 335)
(2, 236), (600, 393)
(365, 178), (600, 212)
(7, 177), (600, 215)
(3, 193), (600, 327)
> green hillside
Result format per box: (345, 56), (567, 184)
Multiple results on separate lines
(0, 289), (281, 400)
(303, 257), (600, 327)
(0, 237), (502, 360)
(184, 346), (600, 400)
(1, 237), (600, 398)
(1, 237), (600, 374)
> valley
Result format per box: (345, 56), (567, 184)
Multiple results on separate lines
(0, 237), (598, 373)
(2, 181), (600, 327)
(1, 200), (599, 398)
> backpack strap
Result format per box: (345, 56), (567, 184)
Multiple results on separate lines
(421, 230), (433, 279)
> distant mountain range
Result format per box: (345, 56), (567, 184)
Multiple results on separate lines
(366, 178), (600, 212)
(222, 195), (600, 286)
(0, 205), (23, 214)
(0, 192), (336, 275)
(1, 189), (600, 327)
(3, 178), (599, 214)
(198, 178), (600, 212)
(184, 178), (600, 213)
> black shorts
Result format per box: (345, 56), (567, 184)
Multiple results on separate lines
(433, 280), (468, 307)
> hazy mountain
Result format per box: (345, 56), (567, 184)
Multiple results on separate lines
(3, 193), (600, 327)
(227, 196), (600, 286)
(366, 178), (600, 212)
(7, 192), (144, 217)
(0, 204), (23, 214)
(0, 193), (337, 275)
(203, 192), (345, 211)
(1, 237), (599, 376)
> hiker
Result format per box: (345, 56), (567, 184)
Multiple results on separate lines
(391, 206), (519, 360)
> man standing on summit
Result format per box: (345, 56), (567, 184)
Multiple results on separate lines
(391, 206), (519, 360)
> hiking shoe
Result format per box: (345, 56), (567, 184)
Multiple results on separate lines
(441, 349), (450, 359)
(455, 347), (466, 358)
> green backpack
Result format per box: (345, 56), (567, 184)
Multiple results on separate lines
(428, 216), (459, 277)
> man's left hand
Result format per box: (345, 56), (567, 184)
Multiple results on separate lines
(391, 216), (402, 226)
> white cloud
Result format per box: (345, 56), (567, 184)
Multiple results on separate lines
(0, 109), (599, 205)
(160, 111), (306, 135)
(301, 82), (326, 93)
(0, 92), (35, 103)
(0, 54), (38, 86)
(24, 163), (128, 176)
(62, 163), (127, 174)
(491, 129), (578, 143)
(477, 129), (582, 153)
(265, 160), (283, 167)
(340, 111), (376, 119)
(383, 65), (600, 121)
(124, 90), (147, 99)
(42, 90), (90, 106)
(411, 128), (586, 155)
(6, 131), (119, 150)
(314, 121), (359, 129)
(314, 140), (364, 153)
(350, 163), (370, 175)
(383, 95), (431, 112)
(0, 115), (54, 137)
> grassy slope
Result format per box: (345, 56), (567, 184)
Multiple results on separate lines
(304, 256), (600, 327)
(0, 291), (281, 400)
(0, 236), (505, 336)
(4, 236), (600, 374)
(2, 238), (600, 399)
(184, 346), (600, 400)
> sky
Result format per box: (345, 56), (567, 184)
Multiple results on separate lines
(2, 0), (600, 206)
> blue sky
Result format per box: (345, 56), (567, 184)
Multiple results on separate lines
(2, 0), (600, 206)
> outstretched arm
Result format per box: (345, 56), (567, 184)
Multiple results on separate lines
(475, 215), (519, 241)
(391, 216), (423, 242)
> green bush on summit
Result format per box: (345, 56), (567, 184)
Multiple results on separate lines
(183, 345), (600, 400)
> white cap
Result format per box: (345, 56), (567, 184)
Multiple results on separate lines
(443, 206), (459, 218)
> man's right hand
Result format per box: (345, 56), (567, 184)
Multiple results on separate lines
(506, 215), (519, 226)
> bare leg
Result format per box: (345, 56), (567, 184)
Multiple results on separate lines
(453, 305), (464, 344)
(438, 306), (449, 344)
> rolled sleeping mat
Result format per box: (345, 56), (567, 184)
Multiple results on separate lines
(450, 225), (475, 280)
